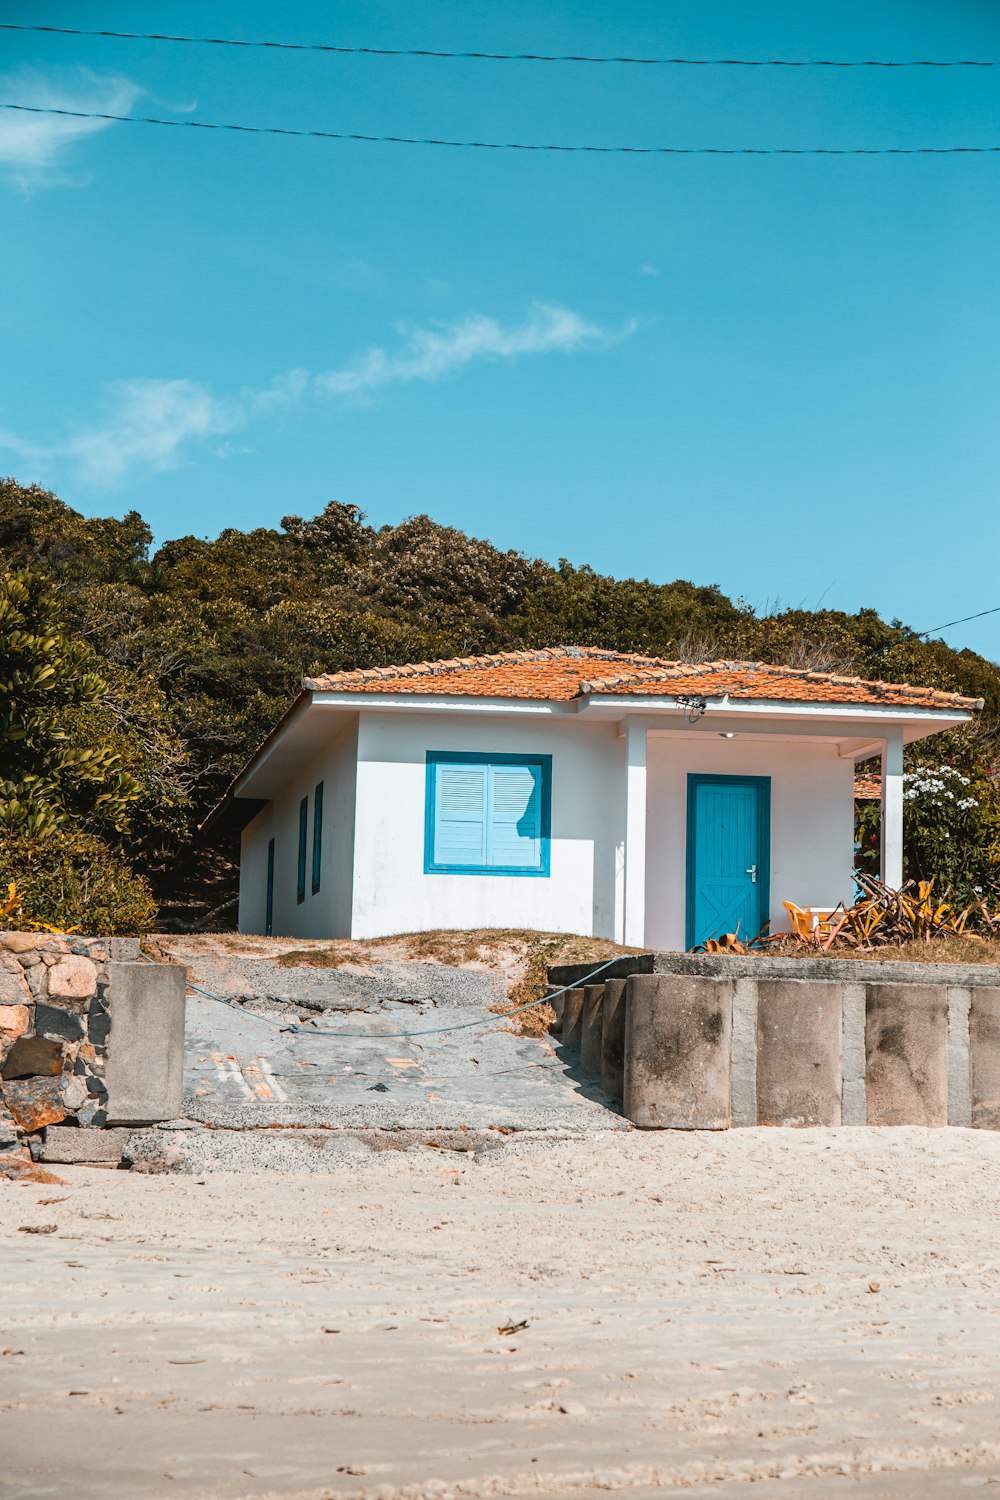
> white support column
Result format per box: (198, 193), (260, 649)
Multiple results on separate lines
(879, 728), (904, 890)
(624, 720), (648, 948)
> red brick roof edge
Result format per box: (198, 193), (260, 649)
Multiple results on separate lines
(303, 645), (982, 712)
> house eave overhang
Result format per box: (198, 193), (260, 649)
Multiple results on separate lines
(582, 692), (973, 728)
(310, 689), (579, 715)
(199, 690), (312, 835)
(313, 689), (973, 727)
(201, 685), (974, 835)
(200, 689), (577, 835)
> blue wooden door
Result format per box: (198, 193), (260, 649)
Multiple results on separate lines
(686, 776), (770, 948)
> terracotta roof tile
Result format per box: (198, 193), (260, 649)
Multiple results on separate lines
(303, 646), (981, 713)
(854, 774), (883, 800)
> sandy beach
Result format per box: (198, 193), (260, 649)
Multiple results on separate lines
(4, 1127), (1000, 1500)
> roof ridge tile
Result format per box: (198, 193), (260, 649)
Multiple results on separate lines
(299, 645), (981, 712)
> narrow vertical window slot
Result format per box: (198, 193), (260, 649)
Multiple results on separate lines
(312, 781), (324, 895)
(296, 798), (308, 904)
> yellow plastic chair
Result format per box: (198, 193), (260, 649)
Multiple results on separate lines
(783, 901), (841, 941)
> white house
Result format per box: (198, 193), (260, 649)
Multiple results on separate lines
(205, 647), (980, 950)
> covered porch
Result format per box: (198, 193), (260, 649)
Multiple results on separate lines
(613, 710), (912, 952)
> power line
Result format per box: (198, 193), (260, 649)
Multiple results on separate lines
(3, 103), (1000, 156)
(1, 23), (998, 67)
(917, 605), (1000, 639)
(839, 605), (1000, 675)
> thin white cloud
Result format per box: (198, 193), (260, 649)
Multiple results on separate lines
(0, 427), (49, 465)
(0, 304), (633, 485)
(316, 302), (634, 400)
(0, 67), (141, 189)
(247, 369), (310, 412)
(65, 379), (240, 486)
(640, 263), (662, 278)
(0, 374), (317, 486)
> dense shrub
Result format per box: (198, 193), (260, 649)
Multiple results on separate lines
(856, 734), (1000, 907)
(1, 832), (157, 934)
(0, 568), (145, 837)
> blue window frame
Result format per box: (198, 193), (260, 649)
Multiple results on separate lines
(296, 797), (308, 904)
(311, 781), (324, 895)
(424, 751), (552, 877)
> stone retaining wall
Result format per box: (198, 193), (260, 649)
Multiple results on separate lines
(550, 954), (1000, 1131)
(0, 932), (185, 1163)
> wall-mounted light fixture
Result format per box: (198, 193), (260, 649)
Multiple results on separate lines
(719, 732), (736, 739)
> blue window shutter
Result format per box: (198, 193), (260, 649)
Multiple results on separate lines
(433, 763), (488, 868)
(311, 781), (324, 895)
(487, 763), (542, 869)
(296, 797), (307, 904)
(425, 752), (550, 876)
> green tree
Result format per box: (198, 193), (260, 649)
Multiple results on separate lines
(1, 832), (157, 935)
(359, 513), (546, 631)
(0, 569), (143, 837)
(0, 475), (151, 584)
(856, 725), (1000, 902)
(513, 561), (744, 656)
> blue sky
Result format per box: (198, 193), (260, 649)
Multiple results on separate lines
(1, 0), (999, 659)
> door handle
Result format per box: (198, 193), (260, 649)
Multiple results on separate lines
(746, 864), (757, 883)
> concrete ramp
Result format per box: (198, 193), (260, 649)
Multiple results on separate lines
(134, 948), (628, 1168)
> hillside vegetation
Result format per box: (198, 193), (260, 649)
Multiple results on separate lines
(2, 475), (998, 928)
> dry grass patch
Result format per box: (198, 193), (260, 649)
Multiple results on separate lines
(706, 932), (1000, 966)
(276, 943), (366, 970)
(273, 932), (505, 971)
(838, 933), (1000, 965)
(274, 928), (638, 1035)
(481, 931), (638, 1038)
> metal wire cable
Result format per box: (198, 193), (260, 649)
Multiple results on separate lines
(915, 604), (1000, 639)
(152, 952), (622, 1041)
(3, 103), (999, 155)
(836, 602), (1000, 676)
(2, 24), (997, 67)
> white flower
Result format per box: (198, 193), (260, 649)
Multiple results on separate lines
(902, 765), (978, 814)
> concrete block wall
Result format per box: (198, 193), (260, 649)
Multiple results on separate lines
(624, 975), (733, 1129)
(550, 954), (1000, 1131)
(0, 933), (186, 1163)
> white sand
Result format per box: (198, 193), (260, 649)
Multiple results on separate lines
(4, 1128), (1000, 1499)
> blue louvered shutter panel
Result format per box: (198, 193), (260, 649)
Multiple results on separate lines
(434, 762), (488, 868)
(487, 762), (542, 869)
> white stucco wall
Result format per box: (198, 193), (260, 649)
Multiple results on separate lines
(644, 735), (856, 951)
(350, 710), (626, 941)
(237, 706), (857, 947)
(237, 811), (271, 936)
(238, 719), (358, 938)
